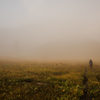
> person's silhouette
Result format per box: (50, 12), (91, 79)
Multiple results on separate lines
(89, 59), (93, 69)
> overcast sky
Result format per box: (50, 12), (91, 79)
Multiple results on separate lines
(0, 0), (100, 61)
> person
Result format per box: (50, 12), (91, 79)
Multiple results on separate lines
(89, 59), (93, 69)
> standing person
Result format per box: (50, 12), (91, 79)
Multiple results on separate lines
(89, 59), (93, 69)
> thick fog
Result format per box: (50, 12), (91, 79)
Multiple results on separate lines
(0, 0), (100, 62)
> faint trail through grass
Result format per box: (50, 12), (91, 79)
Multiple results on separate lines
(80, 65), (92, 100)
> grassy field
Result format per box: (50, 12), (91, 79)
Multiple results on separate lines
(0, 61), (100, 100)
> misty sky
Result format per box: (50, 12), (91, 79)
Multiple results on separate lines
(0, 0), (100, 61)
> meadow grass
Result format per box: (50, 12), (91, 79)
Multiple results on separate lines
(0, 61), (100, 100)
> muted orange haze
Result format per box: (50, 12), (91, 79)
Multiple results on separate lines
(0, 0), (100, 62)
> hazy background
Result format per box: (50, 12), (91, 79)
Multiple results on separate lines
(0, 0), (100, 62)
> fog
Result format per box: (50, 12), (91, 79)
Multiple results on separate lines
(0, 0), (100, 62)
